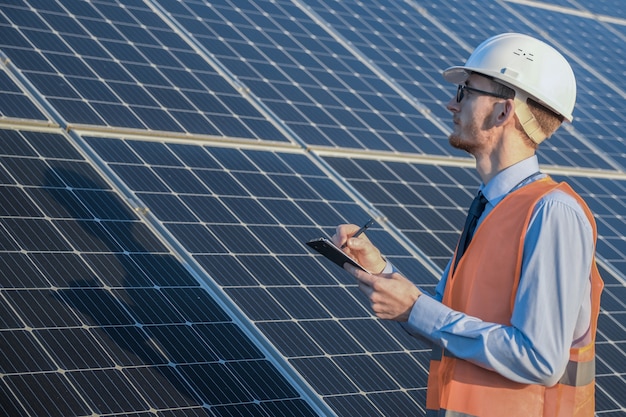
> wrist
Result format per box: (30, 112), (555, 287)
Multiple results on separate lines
(379, 258), (397, 274)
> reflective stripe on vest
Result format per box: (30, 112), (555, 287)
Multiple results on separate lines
(559, 358), (595, 387)
(431, 346), (595, 387)
(427, 409), (478, 417)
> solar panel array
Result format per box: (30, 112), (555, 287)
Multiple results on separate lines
(0, 0), (624, 416)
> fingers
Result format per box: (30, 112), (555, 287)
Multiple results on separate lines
(332, 223), (361, 248)
(335, 225), (386, 274)
(358, 280), (373, 298)
(346, 265), (421, 322)
(346, 264), (375, 284)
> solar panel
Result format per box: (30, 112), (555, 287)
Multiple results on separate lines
(579, 0), (626, 20)
(124, 0), (457, 155)
(0, 0), (289, 141)
(80, 134), (436, 415)
(0, 0), (625, 416)
(0, 127), (342, 416)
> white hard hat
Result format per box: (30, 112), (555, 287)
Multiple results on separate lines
(443, 33), (576, 142)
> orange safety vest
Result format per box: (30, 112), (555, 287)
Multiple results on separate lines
(426, 178), (603, 417)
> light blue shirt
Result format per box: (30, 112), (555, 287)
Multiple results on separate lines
(401, 155), (594, 386)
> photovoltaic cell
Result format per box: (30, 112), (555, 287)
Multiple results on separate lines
(576, 0), (626, 20)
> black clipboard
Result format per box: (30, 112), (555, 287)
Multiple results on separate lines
(306, 237), (369, 273)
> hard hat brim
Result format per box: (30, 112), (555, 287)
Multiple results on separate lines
(442, 66), (472, 84)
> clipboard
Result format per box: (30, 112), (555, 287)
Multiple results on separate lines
(306, 237), (369, 273)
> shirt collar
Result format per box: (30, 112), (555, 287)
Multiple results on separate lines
(479, 155), (542, 206)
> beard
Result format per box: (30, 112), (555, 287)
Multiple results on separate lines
(448, 131), (475, 153)
(448, 113), (494, 154)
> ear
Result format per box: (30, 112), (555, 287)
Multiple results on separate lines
(493, 99), (516, 127)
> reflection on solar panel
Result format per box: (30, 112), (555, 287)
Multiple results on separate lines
(0, 128), (330, 416)
(0, 0), (625, 416)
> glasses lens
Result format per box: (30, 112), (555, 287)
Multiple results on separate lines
(456, 85), (464, 103)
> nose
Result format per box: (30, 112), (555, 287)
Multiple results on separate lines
(446, 95), (459, 113)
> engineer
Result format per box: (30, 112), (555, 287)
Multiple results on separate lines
(333, 33), (603, 417)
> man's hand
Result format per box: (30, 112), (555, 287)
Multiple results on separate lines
(333, 224), (421, 321)
(332, 224), (387, 274)
(345, 265), (422, 322)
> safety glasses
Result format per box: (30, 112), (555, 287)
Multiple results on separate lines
(456, 84), (511, 103)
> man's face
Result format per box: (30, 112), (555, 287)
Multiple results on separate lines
(446, 74), (503, 155)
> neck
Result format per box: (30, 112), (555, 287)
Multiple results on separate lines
(474, 139), (535, 185)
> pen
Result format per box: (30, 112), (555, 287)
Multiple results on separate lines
(342, 218), (376, 248)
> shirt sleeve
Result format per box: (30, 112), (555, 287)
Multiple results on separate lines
(401, 190), (594, 386)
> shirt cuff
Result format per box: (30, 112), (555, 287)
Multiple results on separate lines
(400, 293), (451, 341)
(380, 259), (397, 274)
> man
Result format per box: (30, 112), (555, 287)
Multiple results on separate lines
(333, 33), (603, 417)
